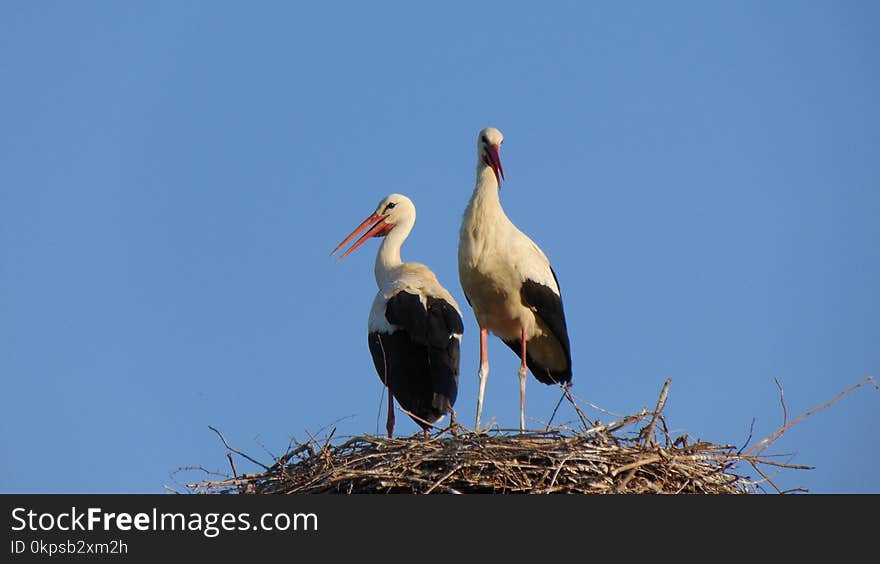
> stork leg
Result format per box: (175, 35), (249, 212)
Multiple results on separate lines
(519, 326), (528, 432)
(386, 388), (395, 438)
(475, 327), (489, 431)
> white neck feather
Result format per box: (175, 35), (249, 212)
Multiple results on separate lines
(465, 163), (507, 221)
(374, 214), (414, 288)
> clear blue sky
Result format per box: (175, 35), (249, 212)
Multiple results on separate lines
(1, 1), (877, 493)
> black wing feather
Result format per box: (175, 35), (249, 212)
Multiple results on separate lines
(385, 292), (428, 344)
(369, 291), (461, 428)
(502, 270), (572, 385)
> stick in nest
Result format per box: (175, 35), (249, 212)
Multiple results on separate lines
(641, 378), (671, 447)
(743, 376), (876, 458)
(208, 426), (269, 470)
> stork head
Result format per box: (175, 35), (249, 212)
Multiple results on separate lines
(477, 127), (505, 186)
(332, 194), (415, 259)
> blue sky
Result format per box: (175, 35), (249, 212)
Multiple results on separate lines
(1, 1), (877, 493)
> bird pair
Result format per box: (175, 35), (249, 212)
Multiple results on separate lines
(333, 128), (573, 437)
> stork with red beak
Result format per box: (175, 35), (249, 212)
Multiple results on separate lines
(458, 127), (573, 431)
(333, 194), (463, 438)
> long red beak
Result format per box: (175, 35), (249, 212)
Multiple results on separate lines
(332, 213), (392, 260)
(484, 144), (505, 186)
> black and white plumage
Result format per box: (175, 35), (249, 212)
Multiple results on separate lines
(458, 127), (572, 431)
(333, 194), (463, 438)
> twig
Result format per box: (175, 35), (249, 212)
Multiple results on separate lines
(744, 376), (876, 458)
(611, 455), (661, 477)
(618, 467), (640, 491)
(749, 460), (784, 494)
(658, 414), (671, 447)
(424, 464), (464, 494)
(252, 435), (277, 462)
(780, 487), (810, 494)
(546, 388), (567, 430)
(563, 386), (594, 430)
(774, 378), (788, 427)
(584, 410), (651, 437)
(226, 453), (244, 493)
(642, 378), (671, 446)
(738, 417), (756, 455)
(564, 388), (626, 418)
(227, 453), (239, 481)
(740, 457), (813, 470)
(208, 426), (270, 470)
(544, 454), (573, 493)
(321, 428), (337, 455)
(393, 403), (442, 434)
(376, 383), (386, 436)
(376, 333), (389, 436)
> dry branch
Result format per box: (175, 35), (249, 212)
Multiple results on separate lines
(743, 376), (876, 458)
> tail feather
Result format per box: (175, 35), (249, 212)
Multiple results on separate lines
(501, 338), (572, 385)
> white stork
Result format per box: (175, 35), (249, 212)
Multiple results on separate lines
(333, 194), (463, 438)
(458, 127), (572, 431)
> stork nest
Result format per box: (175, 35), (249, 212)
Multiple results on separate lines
(180, 377), (865, 494)
(194, 429), (750, 494)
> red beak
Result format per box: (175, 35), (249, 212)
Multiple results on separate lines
(484, 144), (505, 186)
(332, 212), (392, 260)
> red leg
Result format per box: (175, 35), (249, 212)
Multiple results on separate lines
(476, 327), (489, 430)
(519, 326), (528, 432)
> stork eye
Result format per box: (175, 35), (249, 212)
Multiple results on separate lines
(481, 134), (489, 143)
(385, 202), (397, 212)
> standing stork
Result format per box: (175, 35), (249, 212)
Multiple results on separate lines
(333, 194), (463, 438)
(458, 127), (572, 431)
